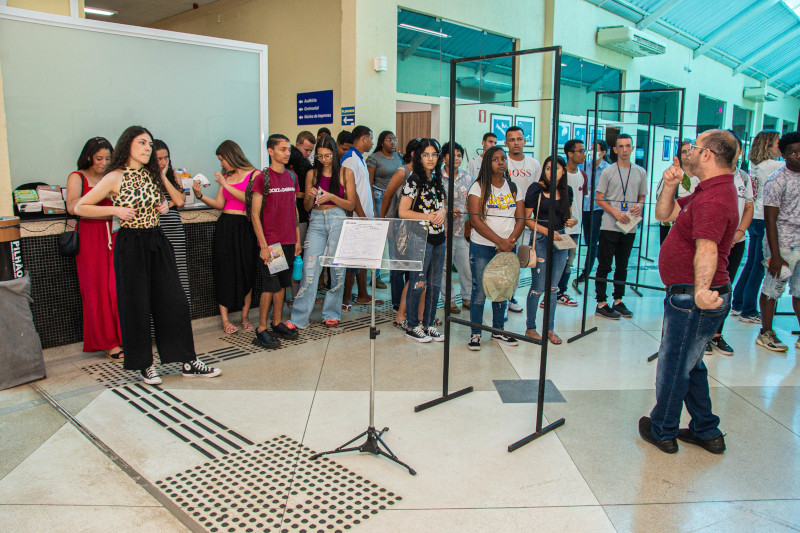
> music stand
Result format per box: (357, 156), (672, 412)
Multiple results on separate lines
(309, 218), (428, 475)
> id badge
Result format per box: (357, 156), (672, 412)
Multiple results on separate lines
(620, 201), (628, 212)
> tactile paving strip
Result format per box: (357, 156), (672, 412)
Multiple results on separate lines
(111, 383), (254, 460)
(80, 346), (249, 389)
(157, 435), (402, 533)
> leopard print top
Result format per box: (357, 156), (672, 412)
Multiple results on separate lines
(111, 167), (162, 229)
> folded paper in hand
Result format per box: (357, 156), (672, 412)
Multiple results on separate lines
(615, 215), (642, 234)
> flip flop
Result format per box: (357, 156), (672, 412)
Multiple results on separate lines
(548, 332), (563, 345)
(324, 318), (339, 328)
(106, 349), (124, 361)
(241, 320), (255, 331)
(341, 304), (352, 313)
(223, 322), (239, 334)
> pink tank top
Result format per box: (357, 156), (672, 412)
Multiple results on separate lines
(317, 174), (345, 207)
(222, 171), (254, 211)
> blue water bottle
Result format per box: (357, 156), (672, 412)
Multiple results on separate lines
(292, 254), (303, 281)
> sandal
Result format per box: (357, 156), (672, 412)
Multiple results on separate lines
(547, 331), (563, 345)
(525, 329), (542, 341)
(375, 278), (387, 289)
(241, 320), (255, 332)
(106, 349), (124, 361)
(393, 320), (408, 331)
(324, 318), (339, 328)
(433, 318), (443, 327)
(341, 303), (352, 312)
(223, 322), (239, 334)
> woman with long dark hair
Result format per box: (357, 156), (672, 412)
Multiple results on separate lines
(288, 135), (357, 328)
(66, 136), (122, 360)
(75, 125), (220, 384)
(465, 145), (525, 351)
(399, 138), (448, 342)
(154, 139), (190, 303)
(524, 155), (577, 345)
(192, 140), (259, 334)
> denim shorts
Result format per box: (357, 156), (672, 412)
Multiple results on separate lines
(761, 246), (800, 299)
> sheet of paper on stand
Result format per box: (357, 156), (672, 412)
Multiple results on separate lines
(332, 219), (390, 268)
(267, 244), (289, 274)
(615, 214), (642, 234)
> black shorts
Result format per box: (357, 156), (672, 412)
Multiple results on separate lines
(259, 243), (295, 293)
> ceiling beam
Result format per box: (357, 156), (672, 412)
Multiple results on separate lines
(636, 0), (685, 30)
(693, 0), (778, 59)
(400, 33), (428, 61)
(733, 27), (800, 75)
(786, 84), (800, 97)
(770, 61), (800, 83)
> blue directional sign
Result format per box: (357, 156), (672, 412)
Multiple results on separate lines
(341, 106), (355, 126)
(297, 90), (333, 125)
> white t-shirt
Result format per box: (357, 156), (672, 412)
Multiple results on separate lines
(751, 159), (783, 220)
(565, 170), (584, 235)
(733, 168), (754, 224)
(467, 155), (483, 179)
(506, 155), (541, 203)
(468, 179), (517, 247)
(341, 148), (373, 218)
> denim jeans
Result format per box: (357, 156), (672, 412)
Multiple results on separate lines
(732, 219), (765, 316)
(290, 207), (346, 328)
(580, 209), (603, 278)
(406, 240), (445, 329)
(526, 232), (569, 331)
(441, 236), (472, 303)
(649, 288), (730, 441)
(469, 241), (507, 335)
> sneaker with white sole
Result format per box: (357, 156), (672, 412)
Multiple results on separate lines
(557, 293), (578, 307)
(406, 325), (432, 343)
(468, 334), (481, 351)
(141, 365), (162, 385)
(508, 299), (523, 313)
(709, 336), (734, 356)
(738, 314), (761, 324)
(491, 333), (519, 346)
(595, 304), (621, 320)
(426, 326), (445, 342)
(730, 309), (741, 317)
(182, 358), (222, 378)
(755, 330), (788, 352)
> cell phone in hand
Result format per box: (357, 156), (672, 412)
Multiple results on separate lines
(315, 188), (325, 205)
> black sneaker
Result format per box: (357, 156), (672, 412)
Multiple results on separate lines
(272, 321), (299, 340)
(612, 301), (633, 318)
(141, 365), (162, 385)
(426, 326), (445, 342)
(491, 333), (519, 346)
(182, 358), (222, 378)
(709, 336), (734, 356)
(406, 325), (431, 343)
(595, 304), (621, 320)
(704, 342), (713, 355)
(638, 416), (678, 454)
(254, 328), (281, 349)
(468, 334), (481, 351)
(677, 429), (726, 454)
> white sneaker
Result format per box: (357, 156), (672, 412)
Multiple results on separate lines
(182, 358), (222, 378)
(426, 326), (445, 342)
(141, 365), (162, 385)
(491, 333), (519, 346)
(508, 300), (523, 313)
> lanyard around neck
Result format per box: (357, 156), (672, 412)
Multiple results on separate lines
(617, 164), (632, 199)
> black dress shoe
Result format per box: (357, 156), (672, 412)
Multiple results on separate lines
(638, 416), (678, 454)
(677, 429), (726, 454)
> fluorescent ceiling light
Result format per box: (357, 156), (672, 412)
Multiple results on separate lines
(398, 23), (450, 38)
(84, 7), (117, 16)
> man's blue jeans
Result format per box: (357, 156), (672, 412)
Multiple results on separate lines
(469, 241), (507, 335)
(732, 219), (765, 317)
(649, 287), (730, 441)
(406, 241), (445, 330)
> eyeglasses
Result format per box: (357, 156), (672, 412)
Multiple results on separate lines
(421, 152), (440, 159)
(689, 143), (717, 155)
(316, 153), (334, 160)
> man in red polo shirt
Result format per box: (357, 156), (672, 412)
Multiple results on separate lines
(639, 130), (739, 455)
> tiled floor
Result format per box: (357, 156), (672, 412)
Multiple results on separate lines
(2, 254), (799, 532)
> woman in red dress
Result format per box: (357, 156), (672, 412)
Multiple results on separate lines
(65, 137), (123, 360)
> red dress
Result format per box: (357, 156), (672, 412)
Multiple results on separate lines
(74, 173), (122, 352)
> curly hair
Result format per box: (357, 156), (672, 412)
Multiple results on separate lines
(410, 138), (445, 206)
(749, 130), (780, 166)
(476, 145), (506, 221)
(107, 126), (162, 191)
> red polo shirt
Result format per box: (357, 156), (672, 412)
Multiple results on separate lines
(659, 174), (738, 288)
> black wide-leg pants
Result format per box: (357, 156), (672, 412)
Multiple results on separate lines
(114, 227), (196, 371)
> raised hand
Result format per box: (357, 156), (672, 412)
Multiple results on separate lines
(662, 156), (683, 188)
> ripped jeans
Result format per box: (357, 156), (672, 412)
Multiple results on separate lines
(526, 231), (569, 332)
(406, 240), (446, 330)
(289, 207), (346, 328)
